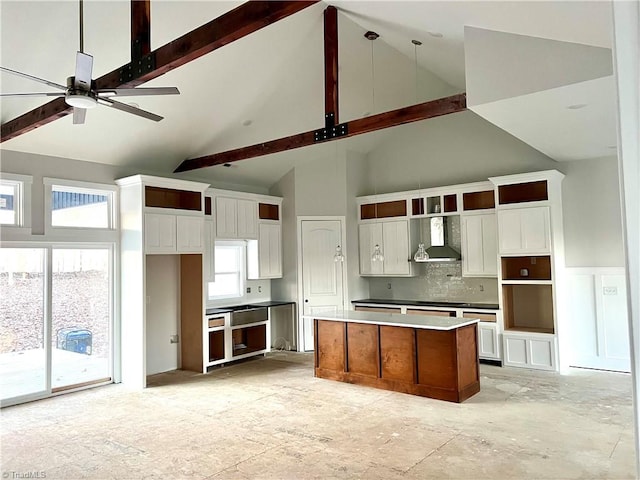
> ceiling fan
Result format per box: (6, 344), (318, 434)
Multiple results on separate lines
(0, 0), (179, 125)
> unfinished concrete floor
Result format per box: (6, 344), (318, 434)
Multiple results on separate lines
(1, 352), (635, 479)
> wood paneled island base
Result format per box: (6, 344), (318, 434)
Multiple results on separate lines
(313, 314), (480, 403)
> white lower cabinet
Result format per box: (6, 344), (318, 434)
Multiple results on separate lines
(477, 322), (500, 360)
(144, 213), (203, 254)
(503, 332), (556, 370)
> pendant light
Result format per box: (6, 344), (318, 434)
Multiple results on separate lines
(411, 39), (429, 263)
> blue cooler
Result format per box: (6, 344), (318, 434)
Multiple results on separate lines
(56, 328), (92, 355)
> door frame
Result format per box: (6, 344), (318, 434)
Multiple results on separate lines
(296, 216), (349, 352)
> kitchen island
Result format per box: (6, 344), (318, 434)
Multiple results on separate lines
(310, 311), (480, 403)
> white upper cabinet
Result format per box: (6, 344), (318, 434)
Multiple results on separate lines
(461, 213), (497, 277)
(359, 220), (413, 276)
(359, 223), (384, 275)
(237, 199), (258, 239)
(144, 213), (204, 254)
(247, 223), (282, 279)
(498, 206), (550, 255)
(203, 220), (215, 281)
(215, 197), (258, 239)
(382, 220), (411, 275)
(144, 213), (177, 254)
(176, 215), (204, 253)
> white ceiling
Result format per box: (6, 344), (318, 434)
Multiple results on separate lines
(0, 1), (615, 188)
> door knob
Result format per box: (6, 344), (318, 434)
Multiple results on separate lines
(305, 299), (309, 303)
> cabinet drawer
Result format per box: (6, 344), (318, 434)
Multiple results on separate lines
(207, 317), (225, 328)
(462, 312), (496, 322)
(407, 309), (454, 317)
(354, 306), (402, 314)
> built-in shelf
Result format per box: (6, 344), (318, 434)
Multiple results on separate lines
(145, 186), (202, 211)
(503, 326), (555, 334)
(411, 198), (425, 216)
(463, 190), (495, 211)
(443, 194), (457, 213)
(498, 180), (548, 205)
(205, 197), (212, 216)
(502, 284), (554, 334)
(208, 331), (225, 362)
(258, 203), (279, 221)
(361, 200), (407, 219)
(232, 324), (267, 357)
(501, 255), (551, 281)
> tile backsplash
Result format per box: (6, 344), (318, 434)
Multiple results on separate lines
(368, 262), (499, 304)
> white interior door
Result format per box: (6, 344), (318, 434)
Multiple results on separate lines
(301, 220), (345, 351)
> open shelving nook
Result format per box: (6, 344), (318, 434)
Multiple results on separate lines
(501, 256), (552, 281)
(502, 284), (554, 334)
(232, 324), (267, 357)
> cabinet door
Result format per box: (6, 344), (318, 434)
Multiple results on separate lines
(176, 216), (204, 253)
(359, 223), (383, 275)
(503, 333), (556, 370)
(203, 220), (215, 281)
(144, 213), (176, 253)
(215, 197), (237, 238)
(462, 214), (497, 277)
(237, 199), (258, 239)
(478, 322), (500, 359)
(382, 220), (410, 275)
(498, 207), (550, 255)
(258, 223), (282, 278)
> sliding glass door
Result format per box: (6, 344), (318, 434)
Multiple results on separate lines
(51, 248), (111, 391)
(0, 248), (47, 401)
(0, 245), (113, 405)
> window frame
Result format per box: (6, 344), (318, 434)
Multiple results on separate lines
(43, 178), (118, 241)
(207, 240), (246, 303)
(0, 172), (32, 230)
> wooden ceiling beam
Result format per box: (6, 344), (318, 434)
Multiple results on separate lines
(1, 0), (319, 143)
(131, 0), (151, 60)
(324, 6), (339, 126)
(174, 93), (467, 172)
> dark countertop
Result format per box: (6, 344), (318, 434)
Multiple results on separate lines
(206, 300), (295, 315)
(351, 299), (499, 310)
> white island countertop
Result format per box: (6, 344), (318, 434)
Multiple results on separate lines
(304, 310), (480, 331)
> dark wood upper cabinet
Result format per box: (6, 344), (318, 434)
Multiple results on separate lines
(498, 180), (548, 205)
(258, 203), (279, 220)
(360, 200), (407, 219)
(412, 198), (425, 216)
(144, 186), (201, 211)
(463, 190), (495, 210)
(204, 197), (212, 216)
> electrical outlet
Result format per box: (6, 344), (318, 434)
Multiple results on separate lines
(603, 286), (618, 296)
(479, 284), (484, 292)
(170, 335), (179, 344)
(258, 286), (262, 293)
(387, 283), (392, 290)
(246, 287), (251, 294)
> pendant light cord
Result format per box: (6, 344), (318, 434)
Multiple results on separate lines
(370, 40), (376, 114)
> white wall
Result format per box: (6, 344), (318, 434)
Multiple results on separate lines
(145, 255), (179, 375)
(270, 168), (298, 301)
(560, 156), (625, 267)
(365, 110), (558, 194)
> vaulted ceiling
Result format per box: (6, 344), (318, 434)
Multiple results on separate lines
(0, 1), (615, 188)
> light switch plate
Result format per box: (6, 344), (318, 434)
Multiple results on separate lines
(603, 286), (618, 296)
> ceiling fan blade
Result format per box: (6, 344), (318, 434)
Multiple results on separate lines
(73, 107), (87, 125)
(96, 87), (180, 97)
(98, 98), (163, 122)
(74, 52), (93, 90)
(0, 92), (65, 98)
(1, 66), (66, 91)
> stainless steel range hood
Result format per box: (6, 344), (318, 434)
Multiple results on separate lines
(416, 217), (461, 262)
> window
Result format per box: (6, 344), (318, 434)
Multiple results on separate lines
(44, 178), (116, 230)
(208, 242), (245, 300)
(0, 173), (32, 227)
